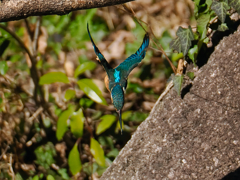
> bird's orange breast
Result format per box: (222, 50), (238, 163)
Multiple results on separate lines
(104, 75), (110, 93)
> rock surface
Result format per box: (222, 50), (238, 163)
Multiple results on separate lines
(100, 27), (240, 180)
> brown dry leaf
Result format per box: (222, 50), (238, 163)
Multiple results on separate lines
(142, 78), (166, 94)
(107, 30), (134, 61)
(64, 60), (74, 77)
(55, 142), (67, 159)
(21, 163), (35, 172)
(142, 101), (155, 111)
(93, 79), (105, 93)
(38, 26), (48, 54)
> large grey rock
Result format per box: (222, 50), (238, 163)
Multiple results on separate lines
(101, 27), (240, 180)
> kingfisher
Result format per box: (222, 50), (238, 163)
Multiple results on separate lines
(87, 24), (149, 134)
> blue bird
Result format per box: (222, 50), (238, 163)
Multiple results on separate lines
(87, 24), (149, 134)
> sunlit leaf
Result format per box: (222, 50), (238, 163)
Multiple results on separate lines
(34, 142), (56, 169)
(188, 44), (198, 64)
(211, 0), (229, 23)
(173, 74), (184, 96)
(90, 138), (105, 167)
(187, 72), (195, 80)
(197, 13), (210, 40)
(58, 168), (70, 180)
(47, 175), (55, 180)
(74, 61), (96, 78)
(64, 89), (76, 101)
(176, 26), (194, 56)
(68, 142), (82, 175)
(229, 0), (240, 14)
(70, 108), (85, 138)
(171, 52), (184, 62)
(122, 111), (132, 121)
(170, 26), (194, 56)
(39, 72), (69, 85)
(43, 117), (51, 128)
(106, 148), (119, 158)
(56, 106), (75, 140)
(77, 79), (107, 105)
(218, 23), (229, 31)
(0, 61), (8, 75)
(96, 115), (116, 135)
(32, 175), (39, 180)
(15, 173), (23, 180)
(79, 98), (94, 108)
(170, 37), (181, 53)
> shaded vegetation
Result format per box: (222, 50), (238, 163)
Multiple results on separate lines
(0, 1), (194, 179)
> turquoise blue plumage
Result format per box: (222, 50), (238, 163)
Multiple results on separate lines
(87, 24), (149, 134)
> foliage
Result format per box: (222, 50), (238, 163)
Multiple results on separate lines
(39, 72), (69, 85)
(34, 142), (56, 169)
(68, 143), (82, 175)
(0, 6), (155, 179)
(170, 0), (240, 95)
(3, 0), (233, 179)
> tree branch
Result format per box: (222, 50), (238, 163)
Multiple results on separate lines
(0, 0), (134, 22)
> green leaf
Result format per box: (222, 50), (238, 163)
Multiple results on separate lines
(70, 108), (85, 138)
(188, 44), (198, 63)
(106, 148), (119, 158)
(79, 98), (94, 108)
(0, 39), (10, 57)
(64, 89), (76, 101)
(170, 37), (181, 53)
(96, 115), (116, 135)
(32, 175), (39, 180)
(58, 168), (70, 180)
(43, 117), (51, 128)
(74, 61), (96, 78)
(34, 142), (56, 169)
(122, 111), (132, 121)
(90, 138), (105, 167)
(176, 26), (194, 56)
(47, 175), (55, 180)
(206, 0), (213, 9)
(77, 79), (107, 105)
(187, 72), (195, 80)
(68, 142), (82, 175)
(56, 106), (75, 140)
(0, 61), (8, 75)
(39, 72), (69, 85)
(197, 13), (210, 40)
(15, 173), (23, 180)
(217, 23), (229, 31)
(171, 52), (184, 62)
(173, 74), (184, 96)
(211, 0), (229, 23)
(203, 37), (209, 44)
(229, 0), (240, 14)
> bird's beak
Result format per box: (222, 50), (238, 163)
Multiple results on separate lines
(117, 110), (123, 134)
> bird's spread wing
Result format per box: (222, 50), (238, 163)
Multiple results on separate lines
(87, 23), (112, 75)
(116, 33), (149, 78)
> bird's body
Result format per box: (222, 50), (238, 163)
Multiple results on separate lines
(87, 24), (149, 134)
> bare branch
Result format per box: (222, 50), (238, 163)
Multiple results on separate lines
(0, 0), (134, 22)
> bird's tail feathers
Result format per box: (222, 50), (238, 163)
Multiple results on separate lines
(118, 109), (123, 135)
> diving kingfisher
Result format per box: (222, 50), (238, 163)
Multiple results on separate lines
(87, 24), (149, 134)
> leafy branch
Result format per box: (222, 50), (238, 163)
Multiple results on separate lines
(169, 0), (240, 95)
